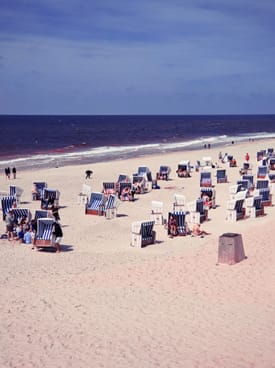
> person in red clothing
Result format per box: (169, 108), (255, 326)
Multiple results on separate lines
(245, 152), (250, 162)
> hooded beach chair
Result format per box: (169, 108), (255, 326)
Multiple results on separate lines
(85, 192), (106, 215)
(187, 198), (208, 224)
(216, 169), (227, 183)
(257, 188), (272, 206)
(168, 211), (188, 236)
(32, 182), (47, 200)
(237, 179), (249, 191)
(257, 165), (268, 179)
(245, 196), (264, 218)
(156, 165), (171, 180)
(200, 187), (216, 209)
(131, 220), (156, 248)
(132, 175), (146, 194)
(77, 183), (92, 204)
(104, 194), (120, 219)
(176, 161), (191, 178)
(200, 171), (212, 187)
(41, 188), (60, 209)
(151, 201), (164, 225)
(34, 210), (50, 221)
(103, 182), (116, 195)
(256, 180), (269, 190)
(10, 186), (23, 205)
(226, 199), (246, 222)
(34, 218), (55, 247)
(119, 182), (132, 201)
(269, 158), (275, 171)
(257, 150), (266, 161)
(239, 162), (252, 175)
(242, 175), (254, 190)
(1, 195), (17, 220)
(173, 194), (186, 211)
(12, 208), (32, 224)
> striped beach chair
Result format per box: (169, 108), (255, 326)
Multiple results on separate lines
(168, 211), (187, 236)
(216, 169), (227, 183)
(10, 186), (23, 205)
(242, 175), (254, 189)
(34, 210), (50, 221)
(41, 188), (60, 209)
(104, 194), (120, 219)
(34, 218), (55, 247)
(200, 171), (212, 187)
(85, 192), (105, 215)
(131, 220), (156, 248)
(237, 179), (249, 191)
(256, 180), (269, 189)
(103, 182), (116, 195)
(188, 198), (208, 224)
(258, 188), (272, 206)
(1, 195), (17, 220)
(226, 199), (246, 222)
(12, 208), (32, 224)
(32, 182), (47, 200)
(257, 165), (268, 179)
(246, 195), (264, 218)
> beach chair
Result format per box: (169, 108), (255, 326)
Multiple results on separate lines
(34, 218), (55, 248)
(132, 175), (146, 194)
(41, 188), (60, 209)
(245, 196), (264, 218)
(236, 179), (249, 191)
(77, 183), (92, 204)
(257, 188), (272, 206)
(104, 194), (120, 219)
(10, 186), (23, 205)
(151, 201), (164, 225)
(226, 199), (246, 222)
(32, 182), (47, 200)
(256, 180), (269, 190)
(242, 174), (254, 190)
(216, 169), (227, 183)
(173, 194), (186, 211)
(257, 165), (268, 179)
(200, 171), (212, 187)
(85, 192), (106, 215)
(200, 187), (216, 209)
(176, 161), (191, 177)
(137, 166), (153, 181)
(119, 182), (132, 201)
(269, 158), (275, 171)
(156, 165), (171, 180)
(167, 211), (188, 236)
(229, 184), (244, 201)
(34, 210), (50, 221)
(131, 220), (156, 248)
(267, 148), (274, 157)
(102, 182), (116, 195)
(187, 199), (207, 224)
(257, 150), (266, 161)
(1, 195), (17, 220)
(12, 208), (32, 224)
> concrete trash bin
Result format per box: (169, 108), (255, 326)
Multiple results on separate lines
(218, 233), (246, 265)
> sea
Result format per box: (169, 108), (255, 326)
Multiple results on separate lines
(1, 114), (275, 171)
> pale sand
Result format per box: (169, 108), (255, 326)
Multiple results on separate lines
(0, 139), (275, 368)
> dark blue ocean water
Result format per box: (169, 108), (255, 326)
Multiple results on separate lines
(1, 115), (275, 170)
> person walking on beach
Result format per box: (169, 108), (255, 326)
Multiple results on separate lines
(85, 170), (93, 179)
(12, 167), (16, 179)
(5, 209), (15, 241)
(245, 152), (250, 162)
(52, 221), (63, 253)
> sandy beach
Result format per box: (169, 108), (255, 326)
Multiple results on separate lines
(1, 139), (275, 368)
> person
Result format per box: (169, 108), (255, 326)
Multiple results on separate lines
(5, 209), (15, 241)
(245, 152), (250, 162)
(52, 221), (63, 253)
(14, 224), (24, 243)
(51, 205), (60, 221)
(85, 170), (93, 179)
(191, 223), (210, 238)
(7, 167), (11, 179)
(23, 228), (34, 245)
(168, 215), (178, 237)
(12, 167), (16, 179)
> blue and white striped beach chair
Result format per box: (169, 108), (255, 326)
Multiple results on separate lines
(258, 188), (272, 206)
(131, 220), (156, 248)
(226, 199), (246, 222)
(242, 175), (254, 189)
(10, 186), (23, 205)
(34, 218), (55, 247)
(237, 179), (249, 191)
(34, 210), (50, 221)
(12, 208), (32, 224)
(200, 171), (212, 187)
(1, 195), (17, 220)
(85, 192), (105, 215)
(103, 182), (116, 195)
(256, 180), (269, 189)
(257, 165), (268, 179)
(246, 195), (264, 218)
(32, 182), (47, 200)
(216, 169), (227, 183)
(41, 188), (60, 209)
(168, 211), (187, 236)
(104, 194), (120, 219)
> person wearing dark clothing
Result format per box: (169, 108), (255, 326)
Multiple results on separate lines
(85, 170), (93, 179)
(52, 221), (63, 253)
(51, 206), (60, 221)
(12, 167), (16, 179)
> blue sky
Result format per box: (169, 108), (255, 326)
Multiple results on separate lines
(1, 0), (275, 115)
